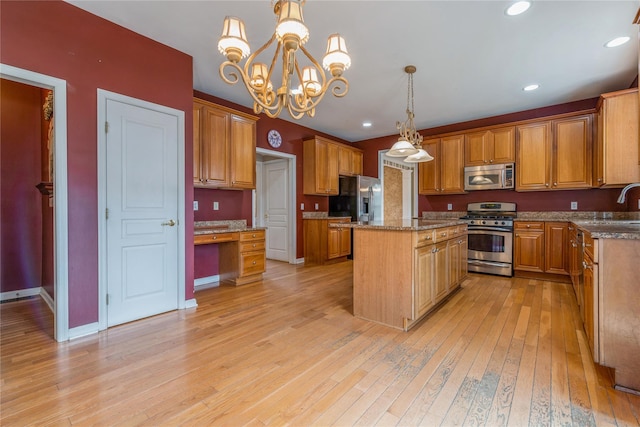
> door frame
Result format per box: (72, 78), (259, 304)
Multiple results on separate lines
(97, 89), (186, 331)
(379, 150), (419, 218)
(1, 63), (70, 342)
(255, 147), (297, 264)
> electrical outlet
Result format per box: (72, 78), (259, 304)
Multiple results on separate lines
(570, 201), (578, 210)
(193, 201), (198, 211)
(300, 203), (304, 210)
(638, 199), (640, 210)
(447, 203), (453, 211)
(213, 201), (219, 211)
(315, 203), (319, 210)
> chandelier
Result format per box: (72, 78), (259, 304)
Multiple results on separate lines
(217, 0), (351, 119)
(388, 65), (433, 163)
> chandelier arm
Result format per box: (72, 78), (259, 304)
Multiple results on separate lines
(219, 61), (283, 115)
(286, 75), (348, 115)
(298, 44), (328, 90)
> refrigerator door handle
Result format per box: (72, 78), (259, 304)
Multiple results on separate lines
(369, 187), (374, 221)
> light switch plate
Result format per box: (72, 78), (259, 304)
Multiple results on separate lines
(315, 203), (319, 210)
(570, 201), (578, 210)
(193, 201), (198, 211)
(300, 203), (304, 210)
(447, 203), (453, 211)
(213, 201), (219, 211)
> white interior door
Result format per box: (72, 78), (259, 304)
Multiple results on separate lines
(105, 99), (179, 327)
(263, 159), (289, 261)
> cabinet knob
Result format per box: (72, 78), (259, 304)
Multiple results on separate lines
(252, 261), (256, 265)
(526, 224), (531, 228)
(489, 159), (493, 163)
(597, 178), (603, 182)
(545, 183), (549, 187)
(252, 244), (256, 248)
(213, 236), (217, 240)
(553, 182), (558, 186)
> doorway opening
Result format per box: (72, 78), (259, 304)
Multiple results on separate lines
(379, 150), (418, 219)
(255, 147), (297, 264)
(1, 64), (69, 341)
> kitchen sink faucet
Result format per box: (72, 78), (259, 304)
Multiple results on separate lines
(616, 182), (640, 203)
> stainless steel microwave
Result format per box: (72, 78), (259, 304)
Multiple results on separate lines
(464, 163), (514, 191)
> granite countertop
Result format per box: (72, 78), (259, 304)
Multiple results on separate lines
(194, 220), (266, 235)
(332, 219), (465, 231)
(572, 220), (640, 240)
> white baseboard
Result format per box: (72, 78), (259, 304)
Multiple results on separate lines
(194, 275), (219, 291)
(40, 288), (54, 312)
(184, 298), (198, 309)
(68, 322), (99, 340)
(1, 287), (42, 302)
(294, 257), (305, 265)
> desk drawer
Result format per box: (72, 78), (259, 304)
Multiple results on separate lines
(240, 251), (266, 276)
(194, 232), (238, 245)
(240, 240), (265, 253)
(240, 230), (265, 242)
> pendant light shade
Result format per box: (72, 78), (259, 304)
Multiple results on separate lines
(404, 148), (434, 163)
(388, 138), (419, 157)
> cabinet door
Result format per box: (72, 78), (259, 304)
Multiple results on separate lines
(415, 245), (434, 317)
(202, 106), (230, 187)
(516, 122), (552, 191)
(448, 239), (460, 289)
(552, 115), (592, 190)
(545, 222), (568, 275)
(460, 237), (468, 279)
(418, 139), (440, 194)
(583, 255), (597, 359)
(352, 151), (363, 176)
(327, 227), (340, 259)
(514, 230), (545, 272)
(338, 145), (353, 176)
(193, 104), (203, 184)
(433, 241), (448, 302)
(440, 135), (465, 194)
(229, 115), (256, 189)
(491, 126), (515, 164)
(338, 227), (351, 257)
(326, 142), (339, 194)
(464, 131), (490, 166)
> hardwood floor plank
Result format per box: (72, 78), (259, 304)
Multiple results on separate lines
(1, 261), (637, 426)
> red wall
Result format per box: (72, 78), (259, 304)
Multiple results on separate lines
(0, 79), (43, 293)
(193, 90), (354, 272)
(353, 98), (638, 214)
(1, 1), (194, 327)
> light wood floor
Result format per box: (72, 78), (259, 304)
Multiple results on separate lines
(2, 260), (639, 426)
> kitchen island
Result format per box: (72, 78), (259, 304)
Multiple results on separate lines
(335, 219), (468, 331)
(572, 220), (640, 394)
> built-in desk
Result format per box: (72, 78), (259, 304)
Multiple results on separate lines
(195, 228), (266, 285)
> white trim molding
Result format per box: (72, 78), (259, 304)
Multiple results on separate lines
(68, 322), (100, 340)
(1, 63), (70, 342)
(0, 287), (42, 302)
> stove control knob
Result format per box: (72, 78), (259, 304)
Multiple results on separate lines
(470, 220), (475, 225)
(481, 220), (486, 225)
(494, 221), (499, 225)
(501, 221), (506, 225)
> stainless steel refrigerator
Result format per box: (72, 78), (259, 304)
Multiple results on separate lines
(329, 175), (382, 223)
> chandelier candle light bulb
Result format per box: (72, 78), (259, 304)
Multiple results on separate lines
(217, 0), (351, 119)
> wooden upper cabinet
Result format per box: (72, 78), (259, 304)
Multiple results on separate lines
(337, 144), (364, 176)
(516, 115), (592, 192)
(419, 135), (465, 195)
(594, 88), (640, 187)
(464, 126), (515, 166)
(303, 136), (339, 195)
(193, 98), (258, 189)
(229, 115), (256, 189)
(516, 121), (552, 191)
(552, 115), (592, 190)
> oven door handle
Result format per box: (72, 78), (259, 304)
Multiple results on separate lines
(467, 227), (513, 233)
(468, 259), (512, 267)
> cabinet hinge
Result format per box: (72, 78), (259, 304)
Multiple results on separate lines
(106, 294), (110, 305)
(105, 208), (109, 219)
(105, 121), (109, 133)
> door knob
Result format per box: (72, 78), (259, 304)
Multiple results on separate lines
(161, 219), (176, 226)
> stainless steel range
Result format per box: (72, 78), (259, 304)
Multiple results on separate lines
(460, 202), (516, 277)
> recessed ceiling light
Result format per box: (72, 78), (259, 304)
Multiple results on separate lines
(605, 36), (630, 48)
(523, 84), (540, 91)
(506, 1), (531, 16)
(362, 122), (372, 128)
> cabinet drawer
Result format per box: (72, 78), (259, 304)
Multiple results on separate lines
(515, 221), (544, 231)
(194, 232), (238, 245)
(433, 227), (451, 243)
(240, 230), (265, 242)
(240, 251), (266, 276)
(240, 240), (265, 253)
(416, 230), (435, 246)
(583, 231), (598, 263)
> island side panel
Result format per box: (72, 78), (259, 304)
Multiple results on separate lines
(353, 228), (413, 329)
(599, 238), (640, 392)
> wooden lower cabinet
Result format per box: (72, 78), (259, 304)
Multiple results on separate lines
(219, 230), (266, 286)
(583, 250), (597, 359)
(544, 222), (568, 274)
(514, 222), (545, 273)
(353, 224), (468, 331)
(304, 217), (351, 265)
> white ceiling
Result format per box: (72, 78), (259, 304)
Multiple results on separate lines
(68, 1), (639, 142)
